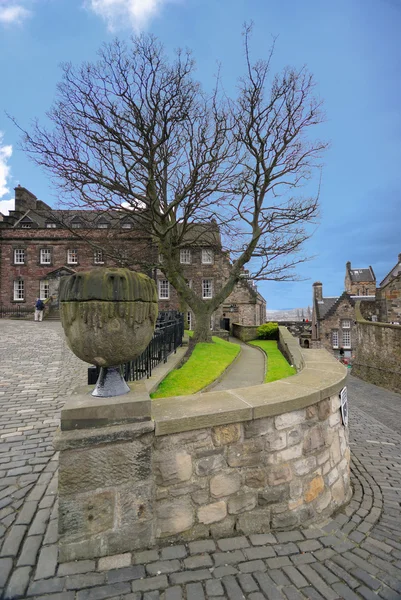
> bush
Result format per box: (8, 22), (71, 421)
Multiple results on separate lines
(257, 322), (279, 340)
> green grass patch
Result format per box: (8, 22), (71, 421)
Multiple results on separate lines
(151, 335), (240, 398)
(249, 340), (296, 383)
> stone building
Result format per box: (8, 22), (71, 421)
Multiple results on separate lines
(0, 186), (266, 329)
(377, 253), (401, 324)
(344, 261), (376, 296)
(311, 260), (377, 358)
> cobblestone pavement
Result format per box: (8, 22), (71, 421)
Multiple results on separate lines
(1, 321), (401, 600)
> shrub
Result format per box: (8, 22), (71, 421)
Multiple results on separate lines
(257, 322), (279, 340)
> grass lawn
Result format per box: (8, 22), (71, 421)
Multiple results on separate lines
(151, 335), (240, 398)
(249, 340), (296, 383)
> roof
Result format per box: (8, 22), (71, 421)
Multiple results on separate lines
(315, 297), (339, 319)
(349, 267), (375, 282)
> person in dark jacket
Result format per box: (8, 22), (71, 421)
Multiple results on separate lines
(34, 298), (45, 322)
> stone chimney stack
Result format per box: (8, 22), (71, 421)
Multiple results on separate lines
(398, 253), (401, 264)
(313, 282), (323, 302)
(14, 185), (37, 214)
(346, 261), (351, 271)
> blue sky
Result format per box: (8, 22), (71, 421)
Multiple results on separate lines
(1, 0), (400, 309)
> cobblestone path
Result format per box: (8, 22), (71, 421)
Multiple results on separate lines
(0, 321), (401, 600)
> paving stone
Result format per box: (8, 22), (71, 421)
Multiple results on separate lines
(26, 576), (65, 596)
(216, 536), (249, 551)
(183, 554), (213, 570)
(238, 559), (266, 573)
(275, 542), (300, 556)
(189, 540), (216, 555)
(146, 560), (181, 575)
(58, 560), (97, 576)
(0, 524), (27, 556)
(0, 556), (13, 588)
(221, 575), (247, 599)
(98, 553), (131, 571)
(185, 582), (205, 600)
(237, 573), (258, 593)
(170, 570), (212, 585)
(212, 565), (238, 578)
(4, 565), (31, 599)
(213, 550), (246, 566)
(164, 586), (183, 600)
(133, 549), (159, 564)
(243, 545), (276, 560)
(106, 565), (146, 584)
(54, 568), (100, 593)
(253, 572), (286, 599)
(17, 534), (43, 566)
(298, 564), (341, 600)
(281, 587), (306, 600)
(35, 543), (58, 579)
(249, 533), (277, 545)
(266, 556), (292, 569)
(76, 582), (132, 600)
(350, 567), (381, 590)
(160, 545), (187, 560)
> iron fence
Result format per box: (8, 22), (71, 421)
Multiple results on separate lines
(0, 304), (34, 319)
(88, 311), (184, 384)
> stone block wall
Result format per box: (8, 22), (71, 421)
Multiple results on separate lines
(153, 394), (350, 543)
(353, 305), (401, 393)
(232, 323), (260, 342)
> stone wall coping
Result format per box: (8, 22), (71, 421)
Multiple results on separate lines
(54, 419), (155, 451)
(355, 300), (401, 329)
(152, 346), (346, 436)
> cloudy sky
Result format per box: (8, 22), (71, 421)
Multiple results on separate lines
(0, 0), (400, 309)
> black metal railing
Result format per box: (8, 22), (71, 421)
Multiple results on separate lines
(0, 304), (34, 318)
(88, 311), (184, 384)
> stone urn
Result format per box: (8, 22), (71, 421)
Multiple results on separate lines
(59, 268), (158, 397)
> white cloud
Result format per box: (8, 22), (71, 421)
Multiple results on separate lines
(0, 132), (14, 215)
(0, 198), (14, 215)
(0, 4), (31, 25)
(87, 0), (167, 31)
(0, 132), (13, 198)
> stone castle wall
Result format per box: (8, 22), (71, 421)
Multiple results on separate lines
(55, 339), (351, 562)
(353, 303), (401, 393)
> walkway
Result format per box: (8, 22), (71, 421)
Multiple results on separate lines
(208, 338), (265, 391)
(0, 321), (401, 599)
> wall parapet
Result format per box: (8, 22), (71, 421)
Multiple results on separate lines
(232, 322), (259, 342)
(55, 347), (350, 561)
(353, 301), (401, 393)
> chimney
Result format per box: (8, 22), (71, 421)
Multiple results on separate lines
(313, 281), (323, 302)
(346, 261), (351, 271)
(14, 185), (37, 214)
(398, 253), (401, 264)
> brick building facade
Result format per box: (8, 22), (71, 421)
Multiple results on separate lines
(0, 186), (266, 330)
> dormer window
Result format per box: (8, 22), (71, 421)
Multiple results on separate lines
(46, 222), (57, 229)
(96, 218), (109, 229)
(121, 222), (133, 229)
(21, 223), (32, 229)
(71, 217), (83, 229)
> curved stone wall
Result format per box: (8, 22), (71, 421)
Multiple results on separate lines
(55, 338), (351, 560)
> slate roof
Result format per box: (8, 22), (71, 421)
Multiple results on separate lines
(349, 267), (375, 282)
(315, 293), (374, 320)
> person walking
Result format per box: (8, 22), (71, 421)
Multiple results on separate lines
(34, 298), (45, 322)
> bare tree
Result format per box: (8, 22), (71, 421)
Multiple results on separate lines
(17, 29), (327, 343)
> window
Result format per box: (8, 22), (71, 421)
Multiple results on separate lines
(14, 249), (25, 264)
(40, 248), (51, 265)
(94, 250), (104, 264)
(342, 330), (351, 348)
(13, 280), (24, 301)
(159, 254), (164, 264)
(187, 311), (192, 330)
(202, 279), (213, 299)
(202, 249), (214, 264)
(180, 249), (191, 264)
(97, 222), (109, 229)
(21, 223), (32, 229)
(342, 320), (351, 329)
(332, 330), (339, 349)
(158, 279), (169, 299)
(46, 222), (57, 229)
(67, 249), (78, 264)
(71, 222), (82, 229)
(121, 222), (132, 229)
(40, 280), (50, 300)
(187, 279), (193, 289)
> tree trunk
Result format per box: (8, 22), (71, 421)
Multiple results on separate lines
(192, 307), (213, 344)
